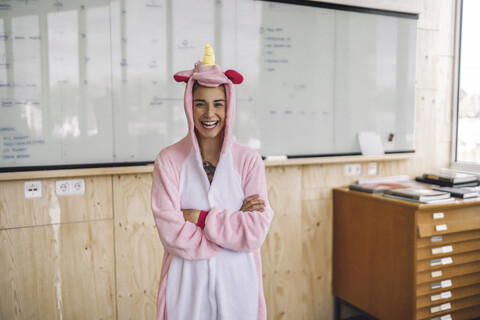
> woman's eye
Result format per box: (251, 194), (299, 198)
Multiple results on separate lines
(214, 103), (224, 108)
(195, 103), (206, 108)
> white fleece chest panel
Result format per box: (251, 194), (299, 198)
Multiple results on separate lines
(179, 149), (244, 210)
(167, 149), (258, 320)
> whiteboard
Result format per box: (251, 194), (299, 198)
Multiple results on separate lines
(0, 0), (417, 171)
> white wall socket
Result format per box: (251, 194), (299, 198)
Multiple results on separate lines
(24, 181), (43, 199)
(55, 179), (86, 196)
(368, 162), (378, 176)
(344, 163), (362, 176)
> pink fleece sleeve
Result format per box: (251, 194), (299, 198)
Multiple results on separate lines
(151, 159), (220, 260)
(203, 152), (274, 252)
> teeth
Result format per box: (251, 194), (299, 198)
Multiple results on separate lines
(202, 121), (218, 128)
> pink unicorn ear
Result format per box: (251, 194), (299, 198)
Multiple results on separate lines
(173, 70), (194, 83)
(225, 69), (244, 85)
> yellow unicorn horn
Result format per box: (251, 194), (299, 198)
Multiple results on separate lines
(202, 44), (215, 66)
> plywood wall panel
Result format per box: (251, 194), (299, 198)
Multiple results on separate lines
(113, 174), (163, 320)
(263, 166), (303, 275)
(377, 159), (413, 178)
(436, 0), (456, 56)
(265, 166), (302, 216)
(436, 56), (454, 144)
(0, 220), (115, 320)
(262, 166), (305, 319)
(262, 269), (308, 320)
(303, 164), (359, 190)
(302, 164), (327, 190)
(302, 199), (334, 320)
(0, 176), (112, 230)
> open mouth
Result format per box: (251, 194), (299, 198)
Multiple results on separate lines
(201, 120), (219, 129)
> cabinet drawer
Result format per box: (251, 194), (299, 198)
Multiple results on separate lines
(416, 294), (480, 320)
(416, 272), (480, 297)
(417, 261), (480, 284)
(420, 304), (480, 320)
(417, 230), (480, 249)
(417, 251), (480, 272)
(417, 239), (480, 260)
(418, 217), (480, 238)
(447, 304), (480, 320)
(417, 207), (480, 225)
(416, 284), (480, 309)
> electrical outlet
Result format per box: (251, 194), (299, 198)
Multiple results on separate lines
(368, 162), (378, 176)
(344, 163), (362, 176)
(71, 179), (85, 194)
(24, 181), (42, 198)
(55, 179), (85, 196)
(56, 180), (70, 195)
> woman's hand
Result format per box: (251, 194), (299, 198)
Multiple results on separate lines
(182, 209), (201, 224)
(240, 194), (266, 212)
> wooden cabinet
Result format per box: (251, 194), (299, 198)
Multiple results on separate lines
(333, 188), (480, 320)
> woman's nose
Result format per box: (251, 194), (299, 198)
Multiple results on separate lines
(206, 104), (215, 117)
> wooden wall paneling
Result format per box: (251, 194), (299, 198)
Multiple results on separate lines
(302, 164), (332, 201)
(416, 89), (437, 141)
(418, 0), (442, 30)
(113, 173), (163, 320)
(414, 88), (438, 173)
(263, 166), (304, 319)
(0, 220), (115, 319)
(302, 198), (334, 320)
(434, 56), (455, 169)
(377, 160), (412, 178)
(55, 176), (113, 223)
(436, 0), (456, 56)
(436, 57), (454, 143)
(0, 179), (52, 229)
(303, 164), (349, 191)
(60, 220), (116, 319)
(0, 176), (112, 230)
(417, 28), (438, 90)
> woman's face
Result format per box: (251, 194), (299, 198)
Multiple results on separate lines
(192, 85), (226, 140)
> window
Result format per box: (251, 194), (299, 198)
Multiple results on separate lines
(452, 0), (480, 172)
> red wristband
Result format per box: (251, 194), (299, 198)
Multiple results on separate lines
(197, 210), (209, 228)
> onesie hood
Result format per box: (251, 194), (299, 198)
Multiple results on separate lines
(173, 44), (243, 154)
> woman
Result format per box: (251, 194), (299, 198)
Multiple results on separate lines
(151, 44), (274, 320)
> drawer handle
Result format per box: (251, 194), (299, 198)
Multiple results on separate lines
(431, 257), (453, 266)
(431, 279), (452, 290)
(431, 245), (453, 255)
(431, 315), (452, 320)
(431, 270), (442, 278)
(430, 302), (451, 314)
(431, 235), (443, 243)
(433, 212), (444, 219)
(435, 224), (447, 232)
(430, 290), (452, 302)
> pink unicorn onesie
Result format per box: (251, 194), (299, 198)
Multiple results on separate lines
(151, 44), (274, 320)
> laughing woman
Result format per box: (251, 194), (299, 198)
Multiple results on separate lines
(151, 44), (274, 320)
